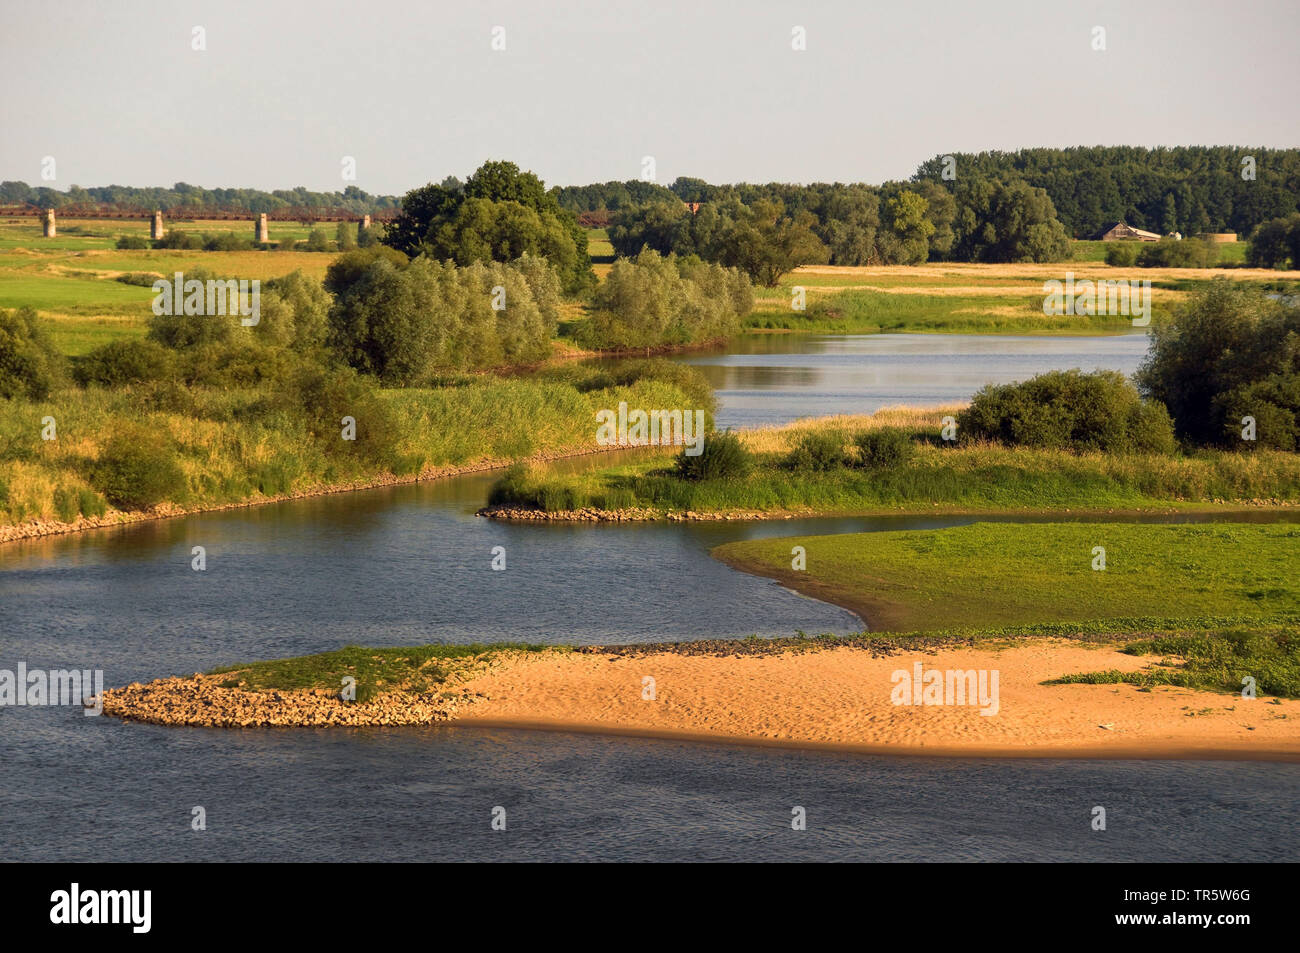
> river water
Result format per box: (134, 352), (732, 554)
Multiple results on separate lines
(2, 332), (1295, 862)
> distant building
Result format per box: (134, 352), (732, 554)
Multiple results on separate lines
(1091, 221), (1162, 242)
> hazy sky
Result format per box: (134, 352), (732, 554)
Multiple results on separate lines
(3, 0), (1298, 195)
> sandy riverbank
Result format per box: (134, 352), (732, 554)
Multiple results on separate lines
(98, 639), (1300, 760)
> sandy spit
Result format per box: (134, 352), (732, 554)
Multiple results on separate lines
(98, 641), (1300, 761)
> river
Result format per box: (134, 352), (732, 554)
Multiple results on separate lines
(2, 332), (1294, 862)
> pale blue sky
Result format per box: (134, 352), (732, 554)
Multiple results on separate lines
(2, 0), (1297, 194)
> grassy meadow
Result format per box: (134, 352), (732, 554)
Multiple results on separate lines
(0, 217), (343, 354)
(0, 372), (704, 529)
(744, 252), (1290, 335)
(712, 521), (1300, 632)
(486, 409), (1300, 517)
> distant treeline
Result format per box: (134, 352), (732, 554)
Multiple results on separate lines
(913, 147), (1300, 239)
(0, 181), (401, 215)
(554, 146), (1300, 247)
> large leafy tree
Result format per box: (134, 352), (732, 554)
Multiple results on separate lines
(383, 161), (595, 296)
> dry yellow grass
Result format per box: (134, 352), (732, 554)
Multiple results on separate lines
(737, 405), (963, 454)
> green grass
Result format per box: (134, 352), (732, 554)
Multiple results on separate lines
(0, 369), (707, 527)
(712, 522), (1300, 632)
(196, 620), (1299, 699)
(585, 227), (614, 264)
(1050, 626), (1298, 697)
(487, 428), (1300, 517)
(746, 287), (1147, 333)
(209, 642), (561, 701)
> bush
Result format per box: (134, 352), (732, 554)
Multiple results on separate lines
(854, 428), (915, 469)
(959, 369), (1175, 453)
(1136, 236), (1216, 268)
(115, 234), (150, 250)
(202, 231), (253, 252)
(1137, 280), (1300, 449)
(283, 365), (403, 468)
(91, 427), (188, 510)
(674, 430), (751, 481)
(336, 222), (357, 251)
(53, 486), (78, 522)
(327, 255), (557, 381)
(575, 249), (749, 350)
(0, 306), (65, 400)
(115, 272), (159, 287)
(1104, 243), (1139, 266)
(153, 230), (202, 250)
(304, 228), (331, 252)
(1246, 214), (1300, 269)
(77, 488), (106, 518)
(75, 339), (173, 387)
(784, 430), (847, 470)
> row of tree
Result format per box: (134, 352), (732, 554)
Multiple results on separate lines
(913, 146), (1300, 238)
(0, 181), (400, 215)
(606, 178), (1071, 283)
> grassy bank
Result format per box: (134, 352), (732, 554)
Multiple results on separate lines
(745, 260), (1295, 334)
(0, 366), (707, 533)
(484, 409), (1300, 518)
(210, 642), (561, 703)
(1050, 627), (1299, 697)
(712, 522), (1300, 632)
(185, 618), (1298, 702)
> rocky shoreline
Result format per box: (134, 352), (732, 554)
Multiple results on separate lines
(476, 505), (784, 522)
(96, 672), (486, 728)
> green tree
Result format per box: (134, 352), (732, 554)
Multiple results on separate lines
(0, 307), (65, 399)
(1136, 280), (1300, 448)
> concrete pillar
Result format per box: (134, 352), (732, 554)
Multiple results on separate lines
(43, 209), (56, 238)
(255, 213), (269, 243)
(358, 214), (371, 241)
(150, 210), (165, 240)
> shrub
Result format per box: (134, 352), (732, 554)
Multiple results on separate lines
(1104, 243), (1139, 266)
(202, 231), (253, 252)
(77, 488), (106, 518)
(304, 228), (331, 252)
(336, 222), (358, 251)
(784, 430), (847, 470)
(115, 235), (150, 250)
(115, 272), (159, 287)
(959, 369), (1175, 453)
(0, 306), (65, 399)
(91, 427), (187, 510)
(854, 428), (915, 469)
(283, 365), (402, 467)
(575, 249), (749, 350)
(53, 486), (78, 522)
(326, 255), (556, 380)
(74, 339), (174, 387)
(674, 430), (751, 481)
(1246, 214), (1300, 269)
(1136, 236), (1216, 268)
(153, 230), (202, 250)
(1136, 280), (1300, 449)
(487, 463), (533, 507)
